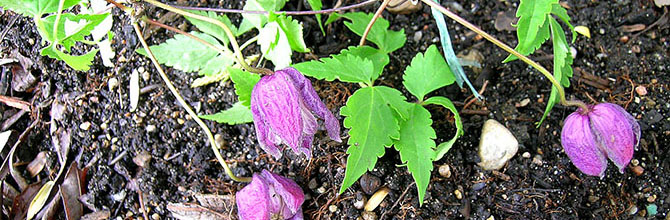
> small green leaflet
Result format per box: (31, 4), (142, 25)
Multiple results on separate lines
(40, 45), (98, 71)
(185, 10), (237, 45)
(229, 67), (261, 106)
(38, 13), (109, 51)
(423, 96), (463, 160)
(271, 14), (309, 53)
(339, 86), (409, 194)
(539, 16), (573, 125)
(293, 46), (388, 85)
(0, 0), (80, 17)
(306, 0), (325, 35)
(241, 0), (288, 29)
(341, 12), (406, 53)
(550, 4), (576, 43)
(200, 102), (254, 125)
(402, 45), (455, 101)
(503, 0), (556, 62)
(136, 32), (234, 76)
(393, 103), (436, 205)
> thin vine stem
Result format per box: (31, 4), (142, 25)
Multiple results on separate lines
(421, 0), (588, 111)
(143, 0), (273, 75)
(132, 22), (251, 183)
(359, 0), (390, 46)
(142, 16), (234, 56)
(171, 0), (378, 15)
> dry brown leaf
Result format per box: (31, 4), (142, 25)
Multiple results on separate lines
(194, 194), (235, 213)
(27, 152), (48, 177)
(167, 202), (232, 220)
(80, 210), (110, 220)
(61, 162), (83, 220)
(10, 183), (42, 220)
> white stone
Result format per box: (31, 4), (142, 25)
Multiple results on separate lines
(477, 119), (519, 170)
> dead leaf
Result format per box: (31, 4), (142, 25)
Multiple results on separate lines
(129, 69), (139, 112)
(0, 130), (11, 151)
(27, 181), (55, 220)
(386, 0), (422, 14)
(495, 11), (518, 31)
(9, 51), (36, 92)
(10, 183), (42, 220)
(27, 151), (48, 177)
(3, 181), (20, 207)
(61, 162), (83, 220)
(80, 210), (110, 220)
(194, 194), (235, 213)
(52, 127), (71, 165)
(619, 24), (646, 32)
(167, 203), (231, 220)
(132, 150), (152, 168)
(0, 95), (31, 111)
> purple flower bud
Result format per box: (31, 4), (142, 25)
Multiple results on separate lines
(251, 67), (341, 159)
(561, 103), (640, 177)
(236, 170), (305, 220)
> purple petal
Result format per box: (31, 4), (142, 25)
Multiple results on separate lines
(287, 208), (304, 220)
(561, 112), (607, 177)
(236, 173), (271, 220)
(599, 103), (641, 147)
(251, 96), (282, 159)
(280, 67), (341, 142)
(300, 134), (314, 159)
(589, 103), (636, 172)
(261, 170), (305, 216)
(252, 72), (304, 155)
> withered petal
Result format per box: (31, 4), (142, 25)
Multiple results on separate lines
(236, 173), (271, 220)
(589, 103), (636, 173)
(561, 112), (608, 177)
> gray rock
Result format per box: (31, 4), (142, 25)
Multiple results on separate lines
(477, 119), (519, 170)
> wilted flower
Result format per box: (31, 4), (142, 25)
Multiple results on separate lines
(251, 67), (341, 159)
(561, 103), (640, 177)
(236, 170), (304, 220)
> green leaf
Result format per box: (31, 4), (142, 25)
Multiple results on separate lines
(200, 102), (254, 125)
(273, 14), (309, 53)
(258, 21), (292, 69)
(393, 103), (436, 205)
(229, 67), (261, 106)
(0, 0), (80, 17)
(503, 0), (556, 62)
(39, 13), (109, 51)
(241, 0), (288, 29)
(306, 0), (325, 35)
(423, 96), (463, 161)
(550, 3), (576, 43)
(539, 16), (573, 125)
(341, 12), (406, 53)
(135, 32), (234, 76)
(293, 49), (375, 85)
(185, 10), (237, 44)
(324, 13), (341, 26)
(40, 45), (98, 71)
(339, 86), (409, 194)
(341, 46), (389, 80)
(402, 45), (455, 101)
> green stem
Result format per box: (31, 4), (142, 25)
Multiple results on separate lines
(143, 0), (273, 75)
(141, 16), (235, 57)
(132, 22), (251, 183)
(359, 0), (390, 46)
(52, 0), (66, 45)
(421, 0), (589, 111)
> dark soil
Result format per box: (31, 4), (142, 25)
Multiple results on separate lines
(1, 0), (669, 219)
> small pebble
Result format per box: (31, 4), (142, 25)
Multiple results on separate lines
(354, 199), (366, 209)
(648, 195), (657, 203)
(632, 166), (644, 176)
(522, 152), (531, 158)
(620, 36), (629, 43)
(328, 205), (338, 213)
(151, 213), (160, 220)
(438, 164), (451, 178)
(413, 31), (423, 42)
(635, 86), (648, 96)
(477, 119), (519, 170)
(599, 28), (605, 35)
(570, 47), (578, 59)
(146, 124), (156, 133)
(647, 204), (657, 216)
(631, 159), (640, 166)
(80, 122), (91, 130)
(532, 155), (543, 166)
(142, 70), (151, 82)
(631, 45), (641, 53)
(360, 174), (381, 195)
(100, 122), (108, 130)
(177, 118), (185, 125)
(108, 77), (119, 91)
(361, 211), (377, 220)
(628, 206), (638, 215)
(588, 195), (599, 203)
(308, 179), (318, 190)
(486, 215), (495, 220)
(454, 189), (463, 200)
(317, 187), (326, 194)
(215, 134), (225, 148)
(29, 38), (35, 45)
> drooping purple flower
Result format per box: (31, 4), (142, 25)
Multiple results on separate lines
(251, 67), (341, 159)
(236, 170), (305, 220)
(561, 103), (640, 177)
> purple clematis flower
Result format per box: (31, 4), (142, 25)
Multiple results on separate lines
(251, 67), (341, 159)
(561, 103), (640, 177)
(236, 170), (305, 220)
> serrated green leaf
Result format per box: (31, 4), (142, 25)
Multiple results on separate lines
(272, 14), (309, 53)
(200, 102), (254, 125)
(191, 71), (229, 88)
(539, 16), (573, 125)
(306, 0), (325, 35)
(424, 96), (463, 160)
(185, 10), (237, 44)
(402, 45), (454, 101)
(341, 12), (406, 53)
(503, 0), (556, 62)
(136, 32), (233, 76)
(550, 3), (576, 43)
(0, 0), (80, 17)
(258, 21), (292, 69)
(341, 46), (389, 80)
(339, 86), (408, 194)
(40, 45), (98, 71)
(229, 67), (261, 106)
(293, 50), (375, 85)
(39, 13), (109, 51)
(393, 103), (436, 205)
(241, 0), (288, 29)
(324, 13), (341, 26)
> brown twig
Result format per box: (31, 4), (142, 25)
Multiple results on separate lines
(171, 0), (378, 15)
(360, 0), (391, 47)
(0, 95), (31, 111)
(461, 80), (488, 111)
(379, 182), (415, 219)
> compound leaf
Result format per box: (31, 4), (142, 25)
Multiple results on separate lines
(293, 48), (375, 85)
(341, 12), (406, 53)
(185, 10), (237, 44)
(539, 16), (573, 125)
(40, 45), (98, 71)
(274, 14), (309, 53)
(550, 3), (576, 43)
(424, 96), (463, 161)
(229, 67), (261, 107)
(306, 0), (325, 35)
(200, 102), (253, 125)
(503, 0), (556, 62)
(241, 0), (288, 29)
(402, 45), (454, 101)
(339, 86), (408, 194)
(39, 13), (109, 51)
(0, 0), (80, 17)
(393, 103), (436, 205)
